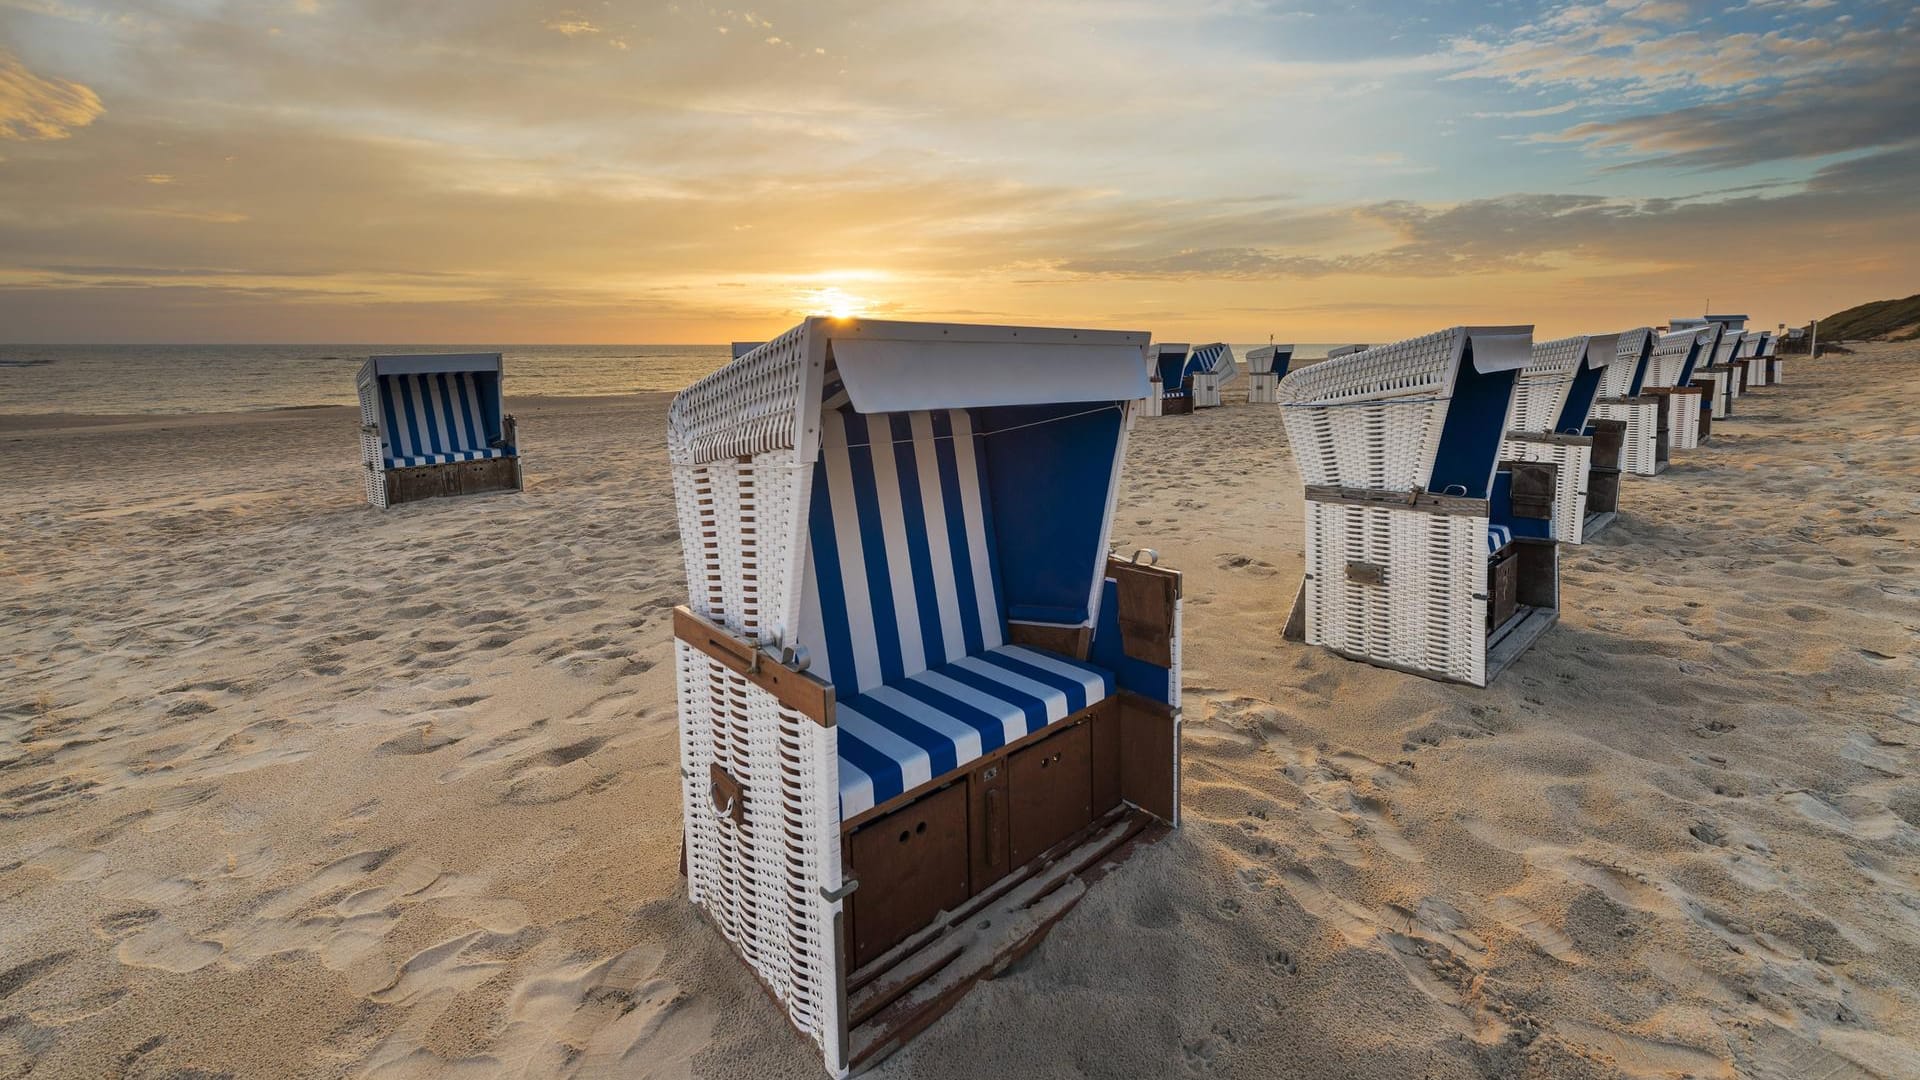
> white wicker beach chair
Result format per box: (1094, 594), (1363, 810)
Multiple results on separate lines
(1186, 342), (1238, 408)
(1590, 328), (1670, 478)
(1143, 342), (1193, 416)
(1740, 331), (1772, 388)
(356, 353), (521, 510)
(1325, 343), (1370, 359)
(1278, 326), (1559, 687)
(1675, 319), (1735, 423)
(1498, 333), (1621, 545)
(1245, 344), (1295, 404)
(731, 341), (766, 360)
(668, 318), (1184, 1076)
(1638, 326), (1715, 451)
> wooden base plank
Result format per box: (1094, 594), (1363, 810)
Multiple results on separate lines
(1487, 606), (1557, 682)
(846, 809), (1164, 1073)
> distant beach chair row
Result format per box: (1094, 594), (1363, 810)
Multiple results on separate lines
(348, 312), (1789, 1075)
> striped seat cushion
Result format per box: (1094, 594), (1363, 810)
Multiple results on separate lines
(836, 644), (1114, 817)
(390, 448), (509, 468)
(802, 406), (1005, 697)
(1487, 524), (1512, 554)
(379, 372), (509, 469)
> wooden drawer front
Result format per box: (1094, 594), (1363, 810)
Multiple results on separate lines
(848, 782), (971, 969)
(1009, 723), (1093, 864)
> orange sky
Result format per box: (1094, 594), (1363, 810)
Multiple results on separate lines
(1, 0), (1915, 342)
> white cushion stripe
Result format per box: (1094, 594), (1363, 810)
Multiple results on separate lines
(949, 656), (1069, 723)
(911, 410), (968, 666)
(837, 705), (933, 792)
(947, 409), (1002, 649)
(910, 670), (1028, 745)
(996, 645), (1109, 701)
(821, 410), (882, 691)
(863, 413), (926, 678)
(862, 686), (984, 763)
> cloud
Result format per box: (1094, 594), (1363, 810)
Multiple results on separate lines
(0, 52), (104, 140)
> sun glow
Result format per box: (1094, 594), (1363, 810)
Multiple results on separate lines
(809, 286), (867, 319)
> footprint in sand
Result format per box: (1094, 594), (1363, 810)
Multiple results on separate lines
(117, 919), (225, 973)
(367, 930), (511, 1005)
(1553, 1020), (1731, 1079)
(1484, 896), (1580, 964)
(1278, 868), (1375, 945)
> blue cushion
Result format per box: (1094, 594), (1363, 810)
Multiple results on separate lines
(380, 371), (509, 468)
(1487, 524), (1512, 554)
(835, 644), (1114, 818)
(803, 407), (1006, 697)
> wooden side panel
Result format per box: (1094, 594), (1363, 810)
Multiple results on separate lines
(1587, 419), (1626, 471)
(1105, 557), (1181, 667)
(848, 783), (971, 970)
(1586, 469), (1621, 516)
(1504, 461), (1557, 520)
(1088, 698), (1121, 817)
(1007, 622), (1092, 661)
(1118, 695), (1177, 823)
(1515, 539), (1557, 612)
(1008, 724), (1093, 865)
(1489, 550), (1518, 630)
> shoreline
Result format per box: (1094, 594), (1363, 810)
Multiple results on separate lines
(0, 391), (676, 436)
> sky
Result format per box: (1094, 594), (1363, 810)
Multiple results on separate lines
(0, 0), (1915, 343)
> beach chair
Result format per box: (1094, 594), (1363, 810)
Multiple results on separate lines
(1185, 342), (1238, 407)
(1325, 343), (1369, 359)
(1637, 326), (1713, 451)
(1677, 319), (1734, 425)
(667, 318), (1184, 1076)
(1278, 326), (1558, 687)
(731, 342), (765, 359)
(356, 353), (521, 510)
(1498, 333), (1621, 545)
(1245, 343), (1295, 404)
(1143, 342), (1193, 416)
(1765, 333), (1785, 385)
(1740, 331), (1772, 388)
(1590, 328), (1671, 478)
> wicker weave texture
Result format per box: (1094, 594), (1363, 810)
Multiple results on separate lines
(1191, 373), (1223, 407)
(669, 326), (810, 467)
(668, 320), (843, 1073)
(1500, 437), (1590, 544)
(1601, 328), (1655, 398)
(1593, 399), (1662, 476)
(1668, 396), (1702, 450)
(1643, 332), (1696, 389)
(1697, 371), (1731, 419)
(356, 374), (387, 510)
(1302, 498), (1488, 685)
(1508, 336), (1587, 434)
(1278, 328), (1463, 492)
(1247, 372), (1279, 403)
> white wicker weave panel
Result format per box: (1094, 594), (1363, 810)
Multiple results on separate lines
(1696, 371), (1730, 418)
(1278, 328), (1463, 493)
(669, 326), (809, 466)
(1303, 501), (1487, 685)
(1593, 400), (1661, 476)
(1601, 328), (1654, 397)
(1508, 336), (1586, 434)
(1643, 336), (1689, 390)
(1669, 397), (1701, 450)
(1499, 438), (1590, 544)
(1247, 373), (1279, 403)
(1772, 361), (1786, 386)
(357, 378), (386, 510)
(676, 646), (841, 1068)
(1191, 373), (1222, 408)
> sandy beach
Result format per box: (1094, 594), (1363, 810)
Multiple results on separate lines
(3, 345), (1917, 1079)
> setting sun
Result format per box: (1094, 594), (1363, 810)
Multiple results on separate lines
(810, 286), (866, 320)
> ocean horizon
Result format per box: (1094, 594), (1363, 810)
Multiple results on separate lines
(0, 342), (1353, 416)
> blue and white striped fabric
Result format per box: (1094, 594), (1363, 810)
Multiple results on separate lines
(1487, 524), (1512, 554)
(801, 407), (1005, 697)
(378, 372), (506, 469)
(836, 644), (1114, 817)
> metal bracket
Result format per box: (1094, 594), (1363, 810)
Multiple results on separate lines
(820, 878), (860, 902)
(1129, 548), (1159, 566)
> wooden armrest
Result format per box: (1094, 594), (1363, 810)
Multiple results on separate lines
(673, 605), (834, 723)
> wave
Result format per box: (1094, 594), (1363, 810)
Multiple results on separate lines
(0, 358), (58, 367)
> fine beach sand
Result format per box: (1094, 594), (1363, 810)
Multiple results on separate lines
(4, 344), (1918, 1079)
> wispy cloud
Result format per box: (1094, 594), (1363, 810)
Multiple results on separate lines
(0, 51), (104, 140)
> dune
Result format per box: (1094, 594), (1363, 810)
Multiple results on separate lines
(2, 348), (1917, 1079)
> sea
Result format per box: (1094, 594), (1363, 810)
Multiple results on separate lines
(0, 342), (1349, 416)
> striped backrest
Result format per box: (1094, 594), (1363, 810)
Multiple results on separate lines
(378, 372), (501, 465)
(800, 406), (1005, 696)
